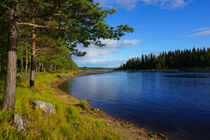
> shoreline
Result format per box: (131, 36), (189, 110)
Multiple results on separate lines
(116, 68), (210, 72)
(51, 72), (167, 140)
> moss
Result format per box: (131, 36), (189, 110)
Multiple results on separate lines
(0, 72), (121, 139)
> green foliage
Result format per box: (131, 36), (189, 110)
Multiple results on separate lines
(0, 5), (8, 75)
(0, 0), (133, 75)
(16, 72), (28, 81)
(80, 100), (89, 110)
(0, 72), (121, 139)
(119, 47), (210, 70)
(35, 36), (79, 72)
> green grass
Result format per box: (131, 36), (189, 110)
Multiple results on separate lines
(79, 100), (89, 110)
(0, 72), (121, 140)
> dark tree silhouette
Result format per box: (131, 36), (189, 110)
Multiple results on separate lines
(119, 48), (210, 70)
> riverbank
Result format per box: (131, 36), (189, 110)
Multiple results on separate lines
(0, 72), (166, 140)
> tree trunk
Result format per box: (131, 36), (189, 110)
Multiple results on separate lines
(2, 1), (18, 111)
(38, 63), (41, 72)
(25, 47), (28, 71)
(21, 56), (24, 71)
(30, 19), (36, 87)
(41, 62), (44, 72)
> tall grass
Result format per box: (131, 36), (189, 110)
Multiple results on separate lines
(0, 72), (121, 140)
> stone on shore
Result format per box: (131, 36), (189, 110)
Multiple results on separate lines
(31, 100), (56, 114)
(13, 114), (26, 132)
(57, 75), (72, 80)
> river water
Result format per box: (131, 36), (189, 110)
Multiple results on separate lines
(59, 71), (210, 140)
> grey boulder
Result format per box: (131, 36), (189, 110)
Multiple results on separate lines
(13, 114), (26, 132)
(31, 100), (56, 114)
(57, 75), (72, 80)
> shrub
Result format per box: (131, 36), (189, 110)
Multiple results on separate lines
(80, 100), (89, 109)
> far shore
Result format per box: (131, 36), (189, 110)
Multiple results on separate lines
(115, 68), (210, 72)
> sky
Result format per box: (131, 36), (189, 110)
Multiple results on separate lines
(73, 0), (210, 68)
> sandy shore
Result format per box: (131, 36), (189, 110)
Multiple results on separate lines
(50, 72), (167, 140)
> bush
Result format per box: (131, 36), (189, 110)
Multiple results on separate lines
(80, 100), (89, 109)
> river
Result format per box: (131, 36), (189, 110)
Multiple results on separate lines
(59, 70), (210, 140)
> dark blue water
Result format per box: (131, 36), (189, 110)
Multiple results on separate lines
(59, 71), (210, 140)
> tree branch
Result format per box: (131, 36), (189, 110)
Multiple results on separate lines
(18, 0), (59, 19)
(17, 22), (68, 30)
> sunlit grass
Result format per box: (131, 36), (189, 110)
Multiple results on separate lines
(0, 72), (121, 139)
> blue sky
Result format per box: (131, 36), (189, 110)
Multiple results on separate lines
(73, 0), (210, 68)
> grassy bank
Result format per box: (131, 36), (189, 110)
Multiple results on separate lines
(0, 72), (121, 140)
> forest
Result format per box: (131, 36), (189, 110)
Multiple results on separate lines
(119, 48), (210, 70)
(0, 0), (133, 111)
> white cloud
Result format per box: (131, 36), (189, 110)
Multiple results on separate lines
(73, 39), (140, 67)
(189, 30), (210, 37)
(78, 47), (118, 57)
(76, 39), (140, 57)
(101, 39), (141, 48)
(95, 0), (191, 10)
(192, 27), (210, 32)
(182, 27), (210, 37)
(95, 0), (139, 10)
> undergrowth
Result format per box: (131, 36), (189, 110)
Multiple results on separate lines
(0, 72), (121, 140)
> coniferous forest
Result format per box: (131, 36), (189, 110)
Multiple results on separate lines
(119, 48), (210, 70)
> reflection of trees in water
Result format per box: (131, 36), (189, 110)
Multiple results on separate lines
(59, 80), (74, 93)
(165, 75), (208, 78)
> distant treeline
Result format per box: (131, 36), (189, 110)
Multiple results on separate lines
(119, 48), (210, 70)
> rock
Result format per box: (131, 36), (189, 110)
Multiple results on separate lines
(105, 122), (110, 126)
(158, 133), (166, 139)
(57, 75), (72, 80)
(58, 75), (67, 79)
(31, 100), (56, 114)
(13, 114), (26, 132)
(73, 123), (79, 128)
